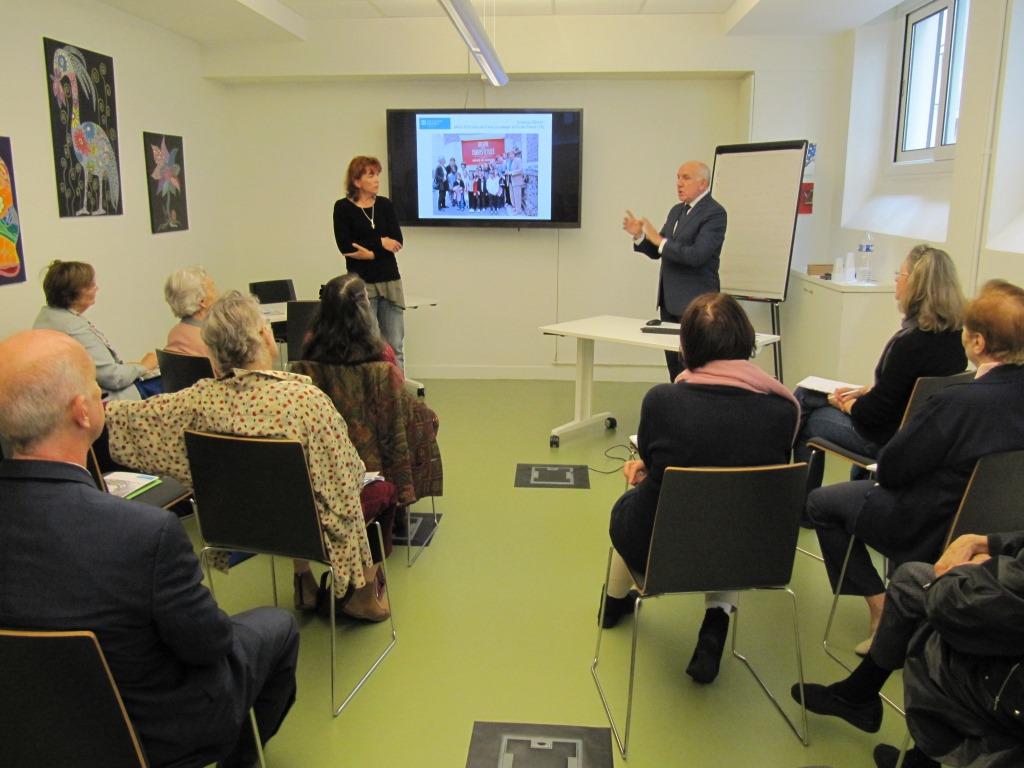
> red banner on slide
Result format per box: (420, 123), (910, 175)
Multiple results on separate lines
(462, 138), (505, 165)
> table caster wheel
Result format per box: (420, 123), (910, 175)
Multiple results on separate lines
(549, 435), (560, 448)
(605, 417), (617, 429)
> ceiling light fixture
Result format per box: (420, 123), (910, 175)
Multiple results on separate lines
(437, 0), (509, 87)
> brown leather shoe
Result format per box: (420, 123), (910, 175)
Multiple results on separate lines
(340, 584), (390, 622)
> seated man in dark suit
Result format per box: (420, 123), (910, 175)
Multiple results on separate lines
(792, 531), (1024, 768)
(805, 280), (1024, 649)
(0, 329), (299, 768)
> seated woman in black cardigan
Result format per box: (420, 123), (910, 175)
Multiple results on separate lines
(794, 245), (967, 491)
(805, 280), (1024, 658)
(601, 293), (800, 685)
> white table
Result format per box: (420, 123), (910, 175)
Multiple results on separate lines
(539, 315), (781, 446)
(260, 303), (287, 323)
(260, 296), (436, 322)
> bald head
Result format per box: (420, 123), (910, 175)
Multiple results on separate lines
(0, 330), (101, 456)
(677, 161), (711, 204)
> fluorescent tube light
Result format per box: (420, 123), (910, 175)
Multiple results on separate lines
(437, 0), (509, 87)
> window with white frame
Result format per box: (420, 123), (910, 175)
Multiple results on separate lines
(895, 0), (970, 163)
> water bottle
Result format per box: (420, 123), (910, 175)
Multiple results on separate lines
(857, 232), (875, 283)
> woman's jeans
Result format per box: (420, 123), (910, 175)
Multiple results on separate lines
(370, 296), (405, 371)
(793, 387), (879, 491)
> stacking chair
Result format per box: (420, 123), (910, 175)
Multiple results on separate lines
(801, 372), (973, 569)
(87, 428), (193, 515)
(0, 629), (149, 767)
(154, 348), (214, 393)
(291, 360), (443, 566)
(943, 449), (1024, 545)
(822, 448), (1024, 717)
(285, 300), (319, 362)
(249, 279), (296, 344)
(884, 449), (1024, 768)
(0, 628), (266, 768)
(183, 429), (396, 717)
(806, 371), (974, 480)
(591, 463), (809, 757)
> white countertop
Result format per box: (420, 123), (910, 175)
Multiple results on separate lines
(791, 270), (895, 295)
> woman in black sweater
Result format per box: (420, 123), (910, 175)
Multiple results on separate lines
(332, 156), (407, 370)
(794, 245), (967, 490)
(601, 293), (800, 685)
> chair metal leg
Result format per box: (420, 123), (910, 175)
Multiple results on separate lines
(893, 729), (913, 768)
(796, 546), (824, 563)
(200, 547), (217, 601)
(249, 708), (267, 768)
(731, 587), (809, 745)
(330, 522), (397, 717)
(269, 557), (278, 608)
(823, 537), (856, 672)
(591, 547), (642, 758)
(822, 537), (905, 716)
(406, 496), (440, 567)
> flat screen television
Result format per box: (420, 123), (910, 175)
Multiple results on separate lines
(385, 109), (582, 228)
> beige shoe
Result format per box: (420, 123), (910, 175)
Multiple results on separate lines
(341, 584), (391, 622)
(854, 632), (875, 657)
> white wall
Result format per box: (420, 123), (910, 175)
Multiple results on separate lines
(835, 0), (1023, 294)
(0, 0), (231, 358)
(216, 76), (743, 379)
(2, 4), (850, 382)
(204, 14), (848, 380)
(973, 0), (1024, 286)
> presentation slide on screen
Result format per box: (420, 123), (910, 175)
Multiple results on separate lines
(416, 112), (552, 221)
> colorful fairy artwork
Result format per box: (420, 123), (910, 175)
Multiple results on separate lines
(44, 38), (123, 218)
(143, 132), (189, 233)
(0, 137), (26, 286)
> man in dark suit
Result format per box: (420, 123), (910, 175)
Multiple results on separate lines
(624, 160), (728, 380)
(433, 156), (446, 209)
(0, 329), (299, 768)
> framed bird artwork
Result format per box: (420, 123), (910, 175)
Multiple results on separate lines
(43, 38), (123, 218)
(143, 132), (189, 234)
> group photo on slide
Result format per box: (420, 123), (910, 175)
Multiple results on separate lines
(429, 136), (533, 217)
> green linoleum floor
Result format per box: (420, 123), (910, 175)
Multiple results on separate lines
(185, 378), (908, 767)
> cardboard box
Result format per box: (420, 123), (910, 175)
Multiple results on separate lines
(807, 263), (833, 278)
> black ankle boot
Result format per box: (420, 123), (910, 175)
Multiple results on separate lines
(598, 588), (640, 629)
(686, 607), (730, 684)
(873, 745), (939, 768)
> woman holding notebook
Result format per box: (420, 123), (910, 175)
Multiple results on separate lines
(793, 245), (968, 492)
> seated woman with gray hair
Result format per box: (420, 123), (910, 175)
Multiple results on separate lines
(106, 290), (391, 621)
(163, 266), (218, 360)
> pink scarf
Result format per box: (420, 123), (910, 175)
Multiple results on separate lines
(676, 359), (801, 443)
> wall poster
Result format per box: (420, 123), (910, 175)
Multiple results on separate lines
(0, 137), (26, 286)
(143, 132), (189, 233)
(44, 38), (123, 217)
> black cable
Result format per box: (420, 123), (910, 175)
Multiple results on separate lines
(588, 443), (635, 475)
